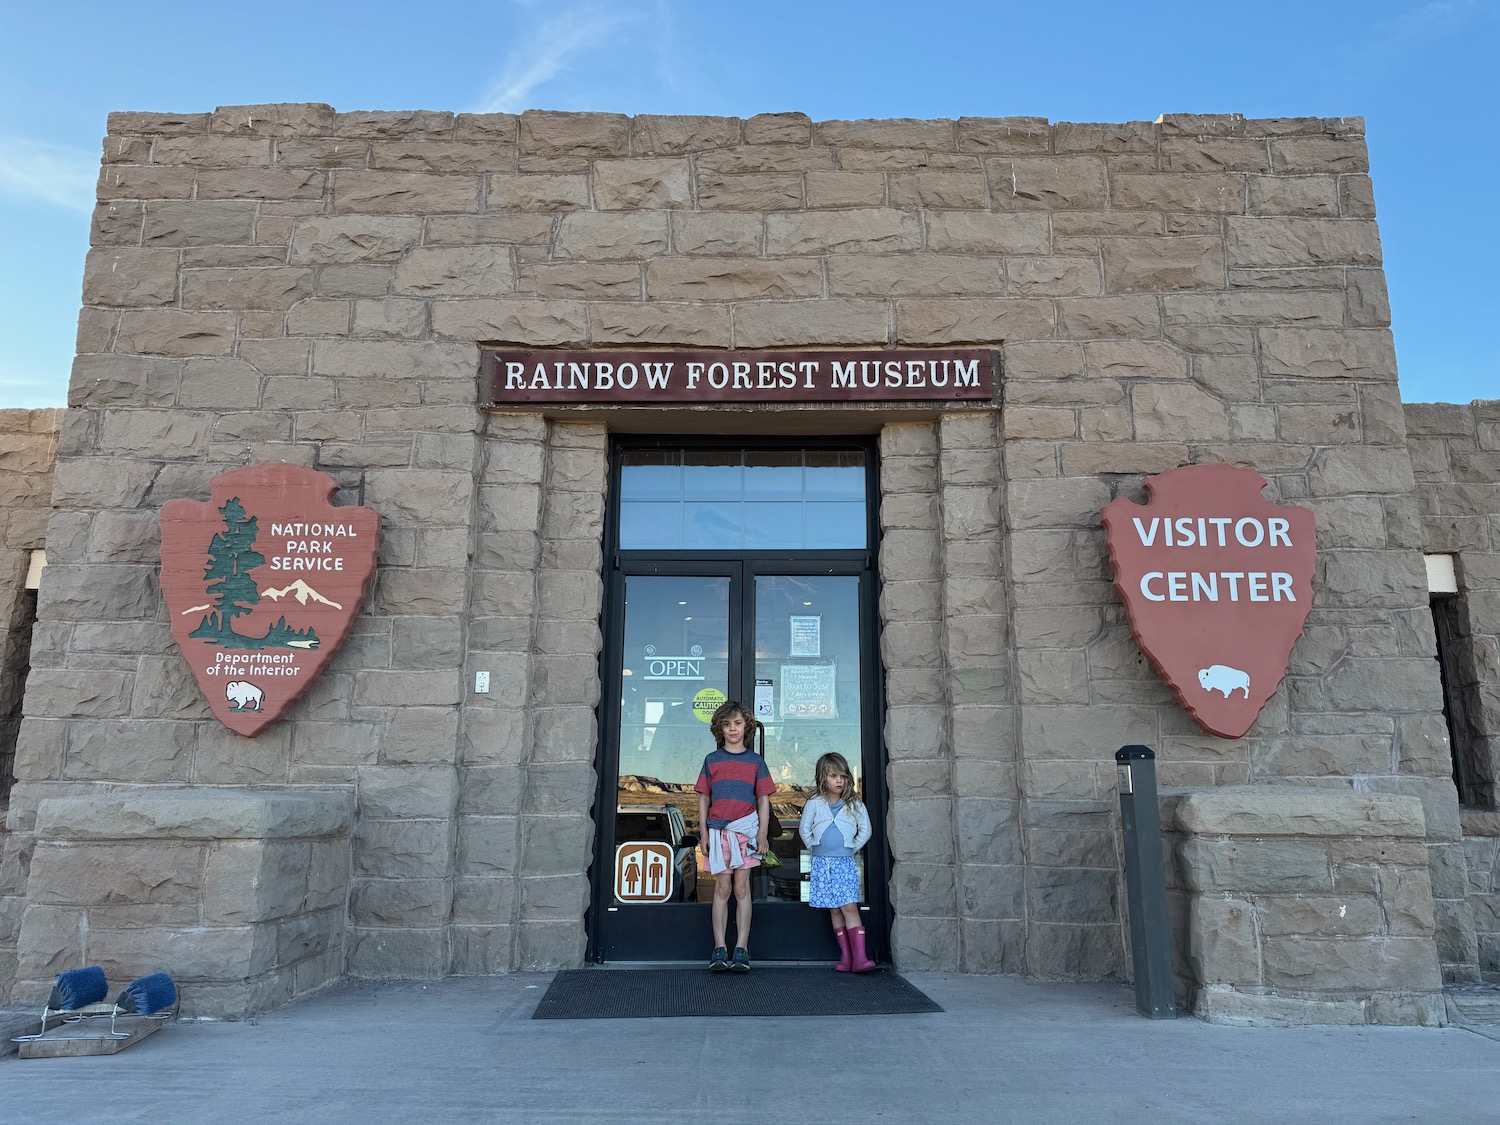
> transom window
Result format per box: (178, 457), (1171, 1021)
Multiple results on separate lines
(617, 449), (867, 550)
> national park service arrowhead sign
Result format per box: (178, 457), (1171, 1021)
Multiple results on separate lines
(160, 465), (380, 736)
(1101, 464), (1315, 738)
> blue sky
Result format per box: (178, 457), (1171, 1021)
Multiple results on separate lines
(1, 0), (1495, 407)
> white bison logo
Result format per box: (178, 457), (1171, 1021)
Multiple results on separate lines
(225, 680), (265, 712)
(1197, 665), (1250, 699)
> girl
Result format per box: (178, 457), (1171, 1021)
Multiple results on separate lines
(798, 752), (875, 972)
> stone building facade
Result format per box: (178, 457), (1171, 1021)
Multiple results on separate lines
(0, 103), (1496, 1023)
(0, 410), (59, 803)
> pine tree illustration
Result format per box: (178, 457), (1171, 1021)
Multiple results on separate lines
(201, 497), (265, 633)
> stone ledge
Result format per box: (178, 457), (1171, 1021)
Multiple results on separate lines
(1194, 985), (1446, 1027)
(34, 788), (354, 841)
(1164, 786), (1426, 838)
(0, 1006), (42, 1056)
(1460, 809), (1500, 837)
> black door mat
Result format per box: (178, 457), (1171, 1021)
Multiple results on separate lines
(531, 967), (943, 1019)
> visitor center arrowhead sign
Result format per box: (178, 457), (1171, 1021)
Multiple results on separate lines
(159, 465), (380, 735)
(1101, 464), (1315, 739)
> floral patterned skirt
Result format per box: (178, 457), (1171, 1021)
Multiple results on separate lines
(809, 855), (860, 908)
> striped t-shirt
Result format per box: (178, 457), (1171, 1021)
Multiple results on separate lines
(694, 747), (776, 829)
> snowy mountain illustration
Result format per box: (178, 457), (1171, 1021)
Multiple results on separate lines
(262, 579), (344, 610)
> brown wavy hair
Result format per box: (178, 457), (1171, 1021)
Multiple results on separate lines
(709, 700), (758, 750)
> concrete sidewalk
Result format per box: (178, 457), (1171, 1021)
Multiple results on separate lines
(2, 972), (1498, 1124)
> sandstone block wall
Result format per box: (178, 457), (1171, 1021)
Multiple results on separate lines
(0, 407), (60, 994)
(1406, 400), (1500, 980)
(1, 104), (1472, 1013)
(12, 788), (351, 1017)
(1406, 402), (1500, 806)
(1461, 811), (1500, 980)
(0, 408), (60, 799)
(1164, 788), (1444, 1026)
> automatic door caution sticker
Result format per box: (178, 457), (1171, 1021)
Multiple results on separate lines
(692, 687), (725, 723)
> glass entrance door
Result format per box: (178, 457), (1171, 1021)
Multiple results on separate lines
(591, 444), (886, 964)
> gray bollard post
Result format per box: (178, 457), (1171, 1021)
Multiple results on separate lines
(1115, 745), (1177, 1019)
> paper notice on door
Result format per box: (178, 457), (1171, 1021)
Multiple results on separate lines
(754, 678), (774, 719)
(780, 662), (836, 718)
(789, 615), (821, 657)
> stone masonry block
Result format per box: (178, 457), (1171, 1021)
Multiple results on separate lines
(1103, 237), (1225, 293)
(829, 254), (1001, 298)
(1189, 894), (1261, 985)
(334, 172), (481, 215)
(555, 213), (669, 260)
(1271, 136), (1369, 173)
(593, 158), (691, 210)
(27, 841), (203, 906)
(589, 304), (731, 347)
(766, 209), (921, 255)
(393, 246), (514, 297)
(892, 915), (960, 971)
(519, 111), (630, 164)
(734, 300), (888, 348)
(647, 257), (821, 301)
(1111, 173), (1245, 214)
(697, 173), (803, 211)
(896, 299), (1053, 345)
(290, 216), (424, 264)
(211, 103), (336, 136)
(927, 212), (1049, 254)
(487, 174), (589, 212)
(1260, 328), (1397, 381)
(201, 840), (315, 923)
(745, 113), (810, 144)
(956, 117), (1051, 153)
(82, 249), (179, 307)
(987, 157), (1107, 210)
(36, 788), (353, 841)
(196, 168), (326, 201)
(1226, 217), (1381, 268)
(433, 299), (587, 345)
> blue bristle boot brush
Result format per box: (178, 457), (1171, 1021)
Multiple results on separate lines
(48, 966), (108, 1011)
(115, 973), (178, 1016)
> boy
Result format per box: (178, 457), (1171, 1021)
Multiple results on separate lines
(695, 699), (776, 972)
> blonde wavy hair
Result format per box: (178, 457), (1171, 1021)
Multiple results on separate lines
(814, 752), (862, 817)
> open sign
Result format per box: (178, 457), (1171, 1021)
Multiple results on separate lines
(643, 657), (703, 680)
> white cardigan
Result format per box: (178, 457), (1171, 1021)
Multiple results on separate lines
(798, 795), (871, 853)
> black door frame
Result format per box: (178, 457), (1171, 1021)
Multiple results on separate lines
(587, 436), (890, 963)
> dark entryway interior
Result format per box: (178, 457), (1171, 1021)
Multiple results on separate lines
(0, 584), (39, 803)
(1433, 590), (1489, 806)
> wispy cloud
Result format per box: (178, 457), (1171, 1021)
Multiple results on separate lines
(1357, 0), (1491, 59)
(476, 1), (649, 113)
(0, 137), (96, 213)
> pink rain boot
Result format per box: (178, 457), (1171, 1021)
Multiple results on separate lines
(849, 926), (877, 972)
(833, 927), (852, 972)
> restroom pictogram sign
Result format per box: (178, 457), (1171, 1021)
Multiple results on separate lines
(615, 842), (675, 903)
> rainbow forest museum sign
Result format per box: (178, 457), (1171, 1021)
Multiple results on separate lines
(481, 348), (995, 405)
